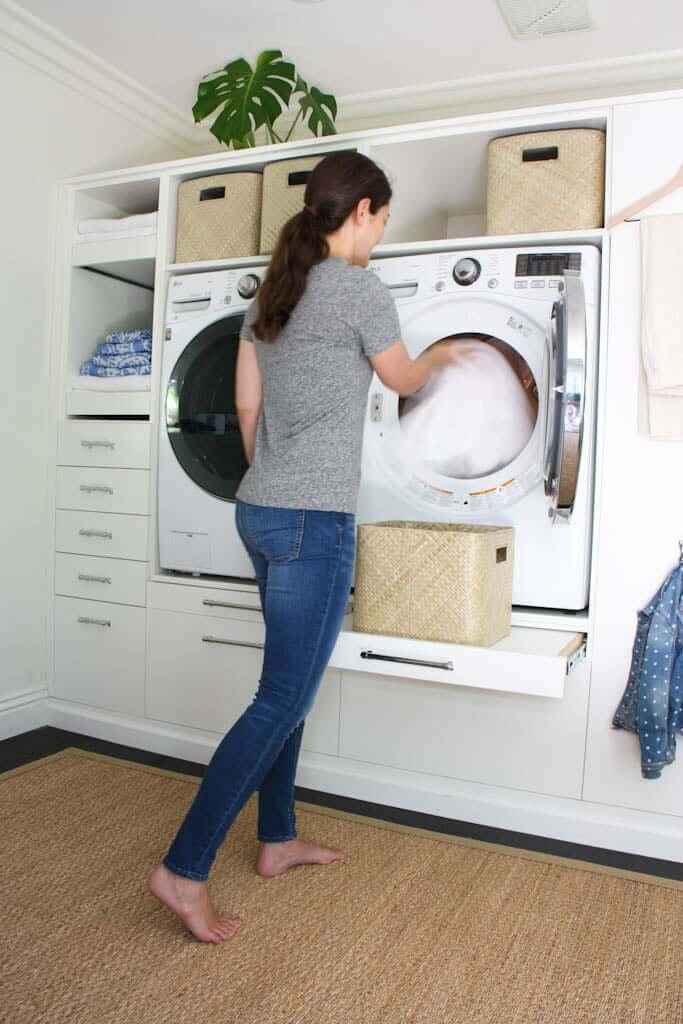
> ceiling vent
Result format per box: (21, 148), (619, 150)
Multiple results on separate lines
(496, 0), (592, 39)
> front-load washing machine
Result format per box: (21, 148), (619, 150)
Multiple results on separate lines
(158, 268), (264, 577)
(357, 245), (601, 610)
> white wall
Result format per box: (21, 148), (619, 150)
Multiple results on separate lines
(0, 43), (186, 710)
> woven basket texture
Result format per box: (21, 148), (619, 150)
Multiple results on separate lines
(175, 172), (262, 262)
(353, 521), (514, 646)
(259, 156), (324, 254)
(486, 128), (605, 234)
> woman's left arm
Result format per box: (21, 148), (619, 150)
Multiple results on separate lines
(235, 337), (263, 464)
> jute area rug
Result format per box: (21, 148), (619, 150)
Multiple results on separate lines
(1, 747), (681, 1024)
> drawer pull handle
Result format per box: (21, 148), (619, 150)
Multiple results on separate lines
(202, 635), (264, 650)
(77, 573), (112, 584)
(81, 440), (116, 449)
(202, 598), (259, 611)
(78, 616), (111, 627)
(78, 529), (113, 539)
(360, 650), (454, 671)
(80, 485), (114, 494)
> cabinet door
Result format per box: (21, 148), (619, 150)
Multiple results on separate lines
(583, 223), (683, 813)
(53, 597), (145, 716)
(147, 608), (340, 756)
(339, 659), (591, 799)
(611, 98), (683, 218)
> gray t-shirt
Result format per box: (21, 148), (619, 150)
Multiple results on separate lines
(235, 255), (401, 514)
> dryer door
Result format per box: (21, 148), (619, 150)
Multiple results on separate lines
(543, 269), (587, 522)
(165, 314), (246, 500)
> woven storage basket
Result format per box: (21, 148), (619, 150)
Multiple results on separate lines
(175, 173), (262, 262)
(486, 128), (605, 235)
(259, 156), (324, 254)
(352, 521), (514, 647)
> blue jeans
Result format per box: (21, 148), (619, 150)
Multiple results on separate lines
(162, 499), (356, 881)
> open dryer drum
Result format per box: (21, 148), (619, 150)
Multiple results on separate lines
(364, 269), (587, 521)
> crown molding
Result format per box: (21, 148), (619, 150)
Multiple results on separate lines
(334, 49), (683, 131)
(0, 0), (198, 154)
(2, 1), (682, 157)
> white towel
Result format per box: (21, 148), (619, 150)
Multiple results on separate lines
(77, 212), (158, 235)
(639, 214), (683, 438)
(70, 374), (151, 392)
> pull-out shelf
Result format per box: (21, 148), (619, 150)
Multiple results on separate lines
(329, 619), (587, 698)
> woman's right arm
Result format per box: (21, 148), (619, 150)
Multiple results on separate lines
(369, 339), (458, 397)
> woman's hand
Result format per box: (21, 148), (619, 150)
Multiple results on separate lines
(424, 338), (463, 369)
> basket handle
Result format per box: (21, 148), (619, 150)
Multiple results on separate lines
(288, 170), (312, 187)
(522, 146), (559, 163)
(199, 186), (226, 201)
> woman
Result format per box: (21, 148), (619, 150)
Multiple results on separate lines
(148, 150), (459, 944)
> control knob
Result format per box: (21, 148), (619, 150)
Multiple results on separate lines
(237, 273), (260, 299)
(452, 257), (481, 286)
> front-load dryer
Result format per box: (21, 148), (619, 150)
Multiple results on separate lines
(357, 246), (601, 610)
(158, 268), (264, 577)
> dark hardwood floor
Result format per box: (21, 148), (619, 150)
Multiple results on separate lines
(2, 726), (681, 882)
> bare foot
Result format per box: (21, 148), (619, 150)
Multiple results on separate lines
(147, 863), (242, 944)
(255, 838), (345, 878)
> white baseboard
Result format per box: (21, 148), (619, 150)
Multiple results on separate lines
(42, 700), (682, 865)
(0, 687), (49, 739)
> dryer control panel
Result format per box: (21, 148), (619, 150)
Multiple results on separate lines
(369, 245), (600, 308)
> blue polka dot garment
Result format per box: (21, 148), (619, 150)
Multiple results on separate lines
(612, 557), (683, 779)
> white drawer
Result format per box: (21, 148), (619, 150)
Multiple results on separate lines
(55, 552), (146, 606)
(53, 596), (145, 716)
(147, 608), (339, 754)
(148, 580), (261, 619)
(58, 420), (151, 469)
(56, 466), (150, 515)
(55, 509), (149, 561)
(330, 619), (586, 699)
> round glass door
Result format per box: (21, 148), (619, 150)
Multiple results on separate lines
(165, 314), (246, 500)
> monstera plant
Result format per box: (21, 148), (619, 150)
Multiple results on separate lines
(192, 49), (338, 150)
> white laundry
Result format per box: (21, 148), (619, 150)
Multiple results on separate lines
(398, 337), (536, 479)
(77, 212), (158, 235)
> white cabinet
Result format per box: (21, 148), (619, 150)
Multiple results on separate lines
(58, 420), (151, 469)
(146, 583), (340, 756)
(339, 659), (590, 798)
(611, 97), (683, 219)
(53, 596), (145, 715)
(55, 466), (150, 515)
(582, 222), (683, 813)
(55, 509), (149, 561)
(55, 552), (147, 606)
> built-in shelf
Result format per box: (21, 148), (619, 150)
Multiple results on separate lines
(164, 229), (606, 279)
(72, 235), (157, 288)
(65, 387), (151, 417)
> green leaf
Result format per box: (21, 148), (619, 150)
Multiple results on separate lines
(192, 50), (297, 148)
(297, 84), (338, 137)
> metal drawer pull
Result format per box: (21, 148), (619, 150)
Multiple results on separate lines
(360, 650), (454, 671)
(202, 635), (264, 650)
(81, 440), (116, 449)
(77, 573), (112, 584)
(78, 529), (113, 539)
(78, 616), (111, 627)
(202, 598), (258, 611)
(80, 485), (114, 494)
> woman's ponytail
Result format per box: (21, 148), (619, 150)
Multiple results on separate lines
(251, 151), (392, 342)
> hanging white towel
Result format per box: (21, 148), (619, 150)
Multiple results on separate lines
(639, 214), (683, 438)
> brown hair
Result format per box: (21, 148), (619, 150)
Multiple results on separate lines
(251, 150), (392, 342)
